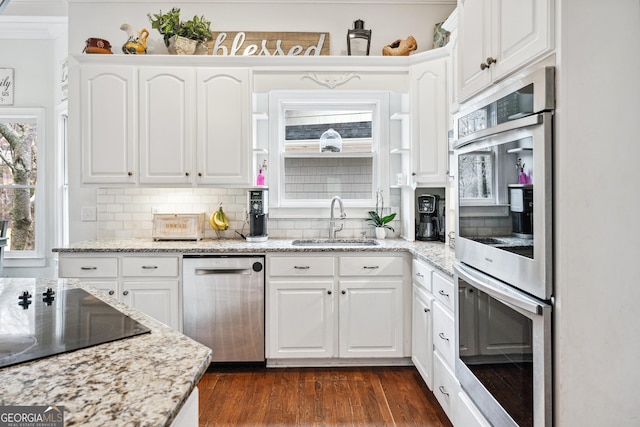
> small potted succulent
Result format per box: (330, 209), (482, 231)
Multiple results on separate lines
(366, 189), (396, 239)
(148, 8), (213, 54)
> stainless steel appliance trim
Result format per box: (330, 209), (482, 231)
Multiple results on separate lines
(454, 263), (552, 427)
(195, 268), (252, 275)
(453, 113), (542, 150)
(454, 262), (548, 315)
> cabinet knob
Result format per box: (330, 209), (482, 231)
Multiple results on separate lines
(424, 308), (430, 313)
(341, 290), (346, 295)
(127, 171), (133, 176)
(327, 290), (332, 295)
(108, 290), (115, 296)
(198, 172), (202, 177)
(122, 290), (129, 296)
(486, 56), (497, 65)
(185, 172), (190, 177)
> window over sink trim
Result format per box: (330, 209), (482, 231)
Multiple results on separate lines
(267, 90), (390, 217)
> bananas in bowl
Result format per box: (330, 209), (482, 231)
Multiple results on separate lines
(209, 206), (229, 231)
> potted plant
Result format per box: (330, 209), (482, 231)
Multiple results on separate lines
(148, 8), (213, 55)
(366, 189), (396, 239)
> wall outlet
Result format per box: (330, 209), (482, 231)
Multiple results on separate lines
(81, 206), (97, 221)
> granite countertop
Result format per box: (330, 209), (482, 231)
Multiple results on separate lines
(54, 238), (456, 276)
(0, 278), (212, 427)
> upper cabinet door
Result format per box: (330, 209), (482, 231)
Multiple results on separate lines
(196, 68), (251, 186)
(458, 0), (493, 103)
(81, 66), (136, 184)
(410, 57), (448, 186)
(490, 0), (553, 81)
(458, 0), (554, 102)
(139, 67), (194, 185)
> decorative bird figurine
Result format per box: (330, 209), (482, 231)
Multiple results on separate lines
(120, 23), (149, 54)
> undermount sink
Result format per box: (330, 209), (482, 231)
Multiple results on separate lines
(291, 239), (379, 247)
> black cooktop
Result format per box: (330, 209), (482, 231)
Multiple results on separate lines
(0, 287), (151, 368)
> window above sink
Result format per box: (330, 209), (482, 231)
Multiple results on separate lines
(267, 90), (391, 217)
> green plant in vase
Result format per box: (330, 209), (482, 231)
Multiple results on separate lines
(366, 189), (396, 239)
(148, 8), (213, 54)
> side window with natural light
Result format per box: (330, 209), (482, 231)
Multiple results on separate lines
(0, 109), (44, 258)
(269, 92), (388, 211)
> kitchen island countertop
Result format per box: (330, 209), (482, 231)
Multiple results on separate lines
(0, 278), (212, 426)
(53, 238), (456, 276)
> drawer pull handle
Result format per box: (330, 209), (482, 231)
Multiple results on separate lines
(438, 385), (449, 397)
(416, 272), (424, 278)
(363, 266), (379, 269)
(438, 332), (450, 342)
(80, 266), (98, 270)
(142, 265), (158, 269)
(438, 289), (449, 298)
(294, 266), (310, 270)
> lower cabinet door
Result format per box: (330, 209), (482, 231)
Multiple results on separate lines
(433, 350), (460, 424)
(121, 280), (180, 331)
(412, 284), (434, 389)
(338, 279), (404, 358)
(267, 280), (335, 358)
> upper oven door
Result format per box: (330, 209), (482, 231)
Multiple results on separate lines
(454, 112), (553, 300)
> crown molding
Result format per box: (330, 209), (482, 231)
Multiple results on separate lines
(0, 16), (67, 39)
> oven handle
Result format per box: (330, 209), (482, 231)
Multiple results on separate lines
(453, 113), (544, 150)
(454, 262), (550, 316)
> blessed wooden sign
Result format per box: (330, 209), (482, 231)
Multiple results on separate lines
(209, 31), (330, 56)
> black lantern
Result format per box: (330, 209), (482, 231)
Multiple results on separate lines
(347, 19), (372, 56)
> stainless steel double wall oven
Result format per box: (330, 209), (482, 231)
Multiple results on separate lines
(453, 65), (554, 427)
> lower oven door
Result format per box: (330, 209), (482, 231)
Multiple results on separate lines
(454, 262), (552, 427)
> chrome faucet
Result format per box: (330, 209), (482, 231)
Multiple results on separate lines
(329, 196), (346, 239)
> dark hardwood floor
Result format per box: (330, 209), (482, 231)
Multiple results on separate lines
(197, 365), (453, 427)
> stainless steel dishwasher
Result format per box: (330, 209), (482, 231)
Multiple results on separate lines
(182, 255), (265, 363)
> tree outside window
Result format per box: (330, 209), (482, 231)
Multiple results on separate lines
(0, 116), (38, 252)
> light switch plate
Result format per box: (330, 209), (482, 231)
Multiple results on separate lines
(81, 206), (97, 221)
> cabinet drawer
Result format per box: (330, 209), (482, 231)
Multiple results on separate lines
(269, 256), (335, 277)
(412, 258), (434, 291)
(433, 301), (456, 369)
(340, 256), (403, 276)
(432, 271), (454, 312)
(59, 257), (118, 278)
(433, 350), (459, 423)
(122, 256), (179, 277)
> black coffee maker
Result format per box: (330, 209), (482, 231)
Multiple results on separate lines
(416, 194), (440, 241)
(247, 189), (268, 242)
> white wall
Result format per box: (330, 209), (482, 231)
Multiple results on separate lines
(67, 1), (454, 57)
(0, 25), (68, 277)
(555, 0), (640, 425)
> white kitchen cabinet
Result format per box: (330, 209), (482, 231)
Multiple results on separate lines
(457, 0), (553, 102)
(412, 283), (435, 389)
(267, 279), (335, 358)
(266, 253), (409, 362)
(58, 253), (182, 331)
(138, 67), (194, 185)
(80, 66), (136, 184)
(409, 56), (449, 186)
(339, 279), (404, 358)
(433, 350), (460, 425)
(196, 68), (251, 185)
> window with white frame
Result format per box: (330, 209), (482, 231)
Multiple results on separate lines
(0, 108), (45, 260)
(268, 91), (389, 214)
